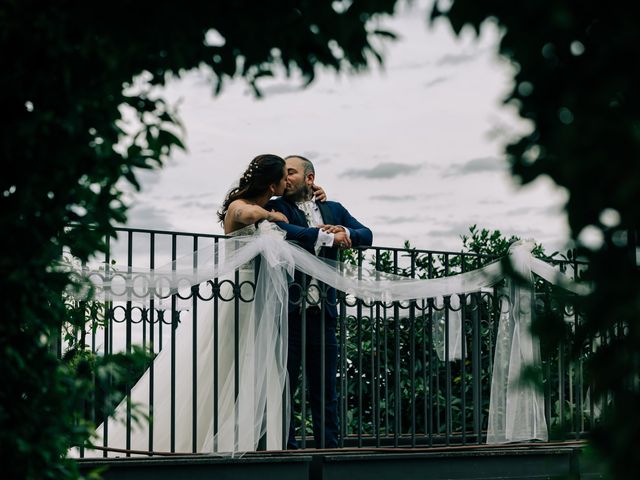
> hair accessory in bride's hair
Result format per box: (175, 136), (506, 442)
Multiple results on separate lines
(241, 161), (259, 184)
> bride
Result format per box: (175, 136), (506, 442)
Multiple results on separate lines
(82, 154), (326, 456)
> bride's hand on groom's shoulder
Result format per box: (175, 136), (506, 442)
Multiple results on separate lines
(312, 184), (327, 202)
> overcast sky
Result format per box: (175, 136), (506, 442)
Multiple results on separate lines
(119, 0), (570, 258)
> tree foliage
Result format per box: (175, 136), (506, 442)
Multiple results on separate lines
(434, 2), (640, 477)
(0, 1), (399, 478)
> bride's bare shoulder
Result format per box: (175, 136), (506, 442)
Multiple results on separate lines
(227, 198), (251, 208)
(224, 200), (254, 233)
(228, 199), (256, 215)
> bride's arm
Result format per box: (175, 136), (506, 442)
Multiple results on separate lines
(228, 200), (288, 225)
(312, 184), (327, 202)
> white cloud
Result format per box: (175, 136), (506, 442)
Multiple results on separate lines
(436, 51), (480, 66)
(342, 162), (422, 179)
(442, 156), (507, 177)
(370, 194), (418, 202)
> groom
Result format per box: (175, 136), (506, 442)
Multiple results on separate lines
(267, 155), (373, 449)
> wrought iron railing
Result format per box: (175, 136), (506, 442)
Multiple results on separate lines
(61, 226), (592, 456)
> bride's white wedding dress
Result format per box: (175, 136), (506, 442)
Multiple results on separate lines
(79, 223), (288, 456)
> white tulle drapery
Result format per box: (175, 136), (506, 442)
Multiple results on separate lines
(70, 224), (292, 457)
(64, 222), (585, 455)
(485, 237), (586, 443)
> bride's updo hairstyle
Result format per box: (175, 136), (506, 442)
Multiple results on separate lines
(218, 154), (285, 222)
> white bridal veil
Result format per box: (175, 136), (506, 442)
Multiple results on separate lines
(65, 222), (586, 455)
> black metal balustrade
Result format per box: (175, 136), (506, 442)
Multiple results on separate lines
(60, 227), (593, 457)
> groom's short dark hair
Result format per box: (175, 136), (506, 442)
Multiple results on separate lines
(285, 155), (315, 176)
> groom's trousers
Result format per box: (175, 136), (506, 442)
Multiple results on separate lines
(287, 306), (339, 449)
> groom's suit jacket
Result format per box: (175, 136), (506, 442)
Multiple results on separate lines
(265, 197), (373, 319)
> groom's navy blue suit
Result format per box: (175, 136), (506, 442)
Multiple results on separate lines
(266, 197), (372, 448)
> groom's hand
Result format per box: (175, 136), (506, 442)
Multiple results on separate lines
(333, 231), (352, 249)
(319, 224), (345, 234)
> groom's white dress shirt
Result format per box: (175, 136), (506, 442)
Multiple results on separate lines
(295, 197), (350, 307)
(296, 198), (332, 254)
(295, 197), (350, 254)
